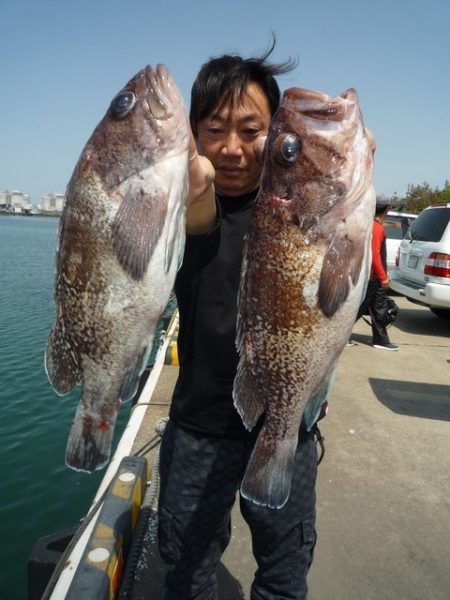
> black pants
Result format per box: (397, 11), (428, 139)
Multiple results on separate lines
(158, 420), (318, 599)
(357, 278), (391, 346)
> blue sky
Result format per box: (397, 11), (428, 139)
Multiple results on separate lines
(1, 0), (449, 204)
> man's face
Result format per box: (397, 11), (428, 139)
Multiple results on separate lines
(195, 82), (272, 197)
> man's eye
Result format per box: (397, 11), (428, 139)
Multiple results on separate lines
(243, 128), (260, 137)
(206, 127), (222, 135)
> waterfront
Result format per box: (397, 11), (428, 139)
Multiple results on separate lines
(0, 216), (131, 599)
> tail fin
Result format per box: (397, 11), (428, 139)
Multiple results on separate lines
(65, 404), (118, 473)
(240, 426), (298, 509)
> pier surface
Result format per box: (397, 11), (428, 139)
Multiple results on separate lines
(127, 296), (450, 599)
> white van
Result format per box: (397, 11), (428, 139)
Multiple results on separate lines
(390, 205), (450, 319)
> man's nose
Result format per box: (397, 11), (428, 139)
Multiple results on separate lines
(222, 132), (243, 156)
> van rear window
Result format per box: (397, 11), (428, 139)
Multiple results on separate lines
(408, 207), (450, 242)
(384, 216), (414, 240)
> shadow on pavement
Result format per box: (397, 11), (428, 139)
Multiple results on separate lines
(350, 332), (372, 346)
(369, 378), (450, 421)
(394, 305), (450, 337)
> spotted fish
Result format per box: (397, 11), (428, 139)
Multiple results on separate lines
(45, 65), (189, 472)
(233, 87), (376, 508)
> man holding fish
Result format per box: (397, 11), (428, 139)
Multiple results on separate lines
(158, 41), (376, 599)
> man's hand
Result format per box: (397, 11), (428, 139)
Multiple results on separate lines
(188, 131), (215, 201)
(381, 279), (390, 290)
(185, 131), (216, 234)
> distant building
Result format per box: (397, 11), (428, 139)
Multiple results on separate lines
(11, 190), (32, 212)
(41, 193), (65, 213)
(1, 189), (65, 214)
(0, 190), (31, 213)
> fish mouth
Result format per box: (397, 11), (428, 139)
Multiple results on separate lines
(282, 87), (358, 123)
(143, 64), (177, 121)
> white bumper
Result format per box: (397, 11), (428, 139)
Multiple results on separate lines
(390, 275), (450, 309)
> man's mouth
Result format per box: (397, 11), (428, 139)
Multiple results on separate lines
(218, 165), (244, 175)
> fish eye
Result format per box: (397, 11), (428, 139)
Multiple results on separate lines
(276, 133), (301, 164)
(110, 91), (136, 119)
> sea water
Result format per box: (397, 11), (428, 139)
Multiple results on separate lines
(0, 216), (133, 599)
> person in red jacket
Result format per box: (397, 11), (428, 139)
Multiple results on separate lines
(354, 195), (399, 350)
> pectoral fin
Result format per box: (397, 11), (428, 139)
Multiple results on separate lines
(318, 235), (364, 317)
(112, 189), (167, 280)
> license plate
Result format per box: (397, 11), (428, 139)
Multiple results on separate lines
(407, 255), (419, 269)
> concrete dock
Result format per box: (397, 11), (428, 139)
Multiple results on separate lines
(127, 296), (450, 599)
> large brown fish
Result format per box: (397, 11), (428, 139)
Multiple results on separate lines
(45, 65), (189, 472)
(233, 87), (376, 508)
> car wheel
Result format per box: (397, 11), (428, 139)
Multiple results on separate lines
(430, 307), (450, 319)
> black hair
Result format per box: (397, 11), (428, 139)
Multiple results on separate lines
(189, 37), (297, 136)
(375, 203), (390, 216)
(375, 194), (391, 216)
